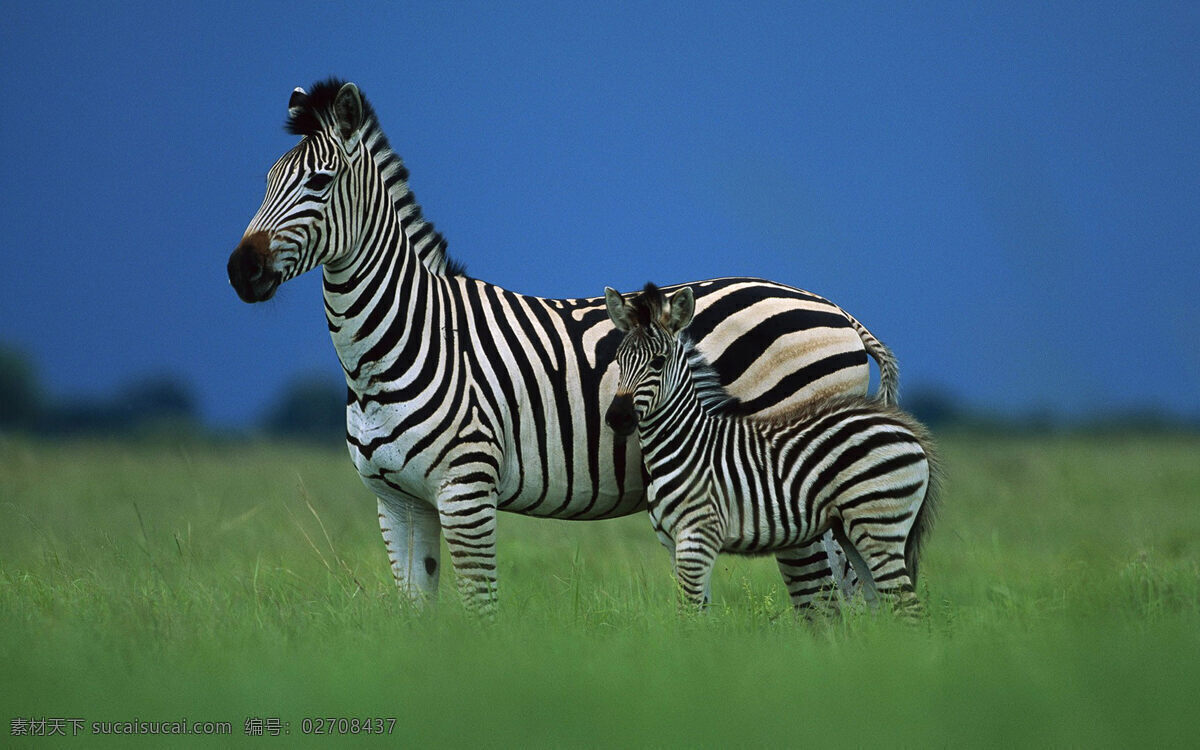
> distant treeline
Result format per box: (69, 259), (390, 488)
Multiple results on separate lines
(1, 344), (1195, 442)
(0, 345), (343, 443)
(897, 388), (1199, 435)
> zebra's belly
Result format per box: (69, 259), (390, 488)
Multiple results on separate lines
(352, 446), (649, 519)
(346, 401), (650, 519)
(492, 436), (650, 519)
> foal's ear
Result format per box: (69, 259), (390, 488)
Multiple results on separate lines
(666, 286), (695, 333)
(605, 287), (632, 332)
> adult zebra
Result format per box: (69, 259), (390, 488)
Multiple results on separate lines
(227, 79), (898, 615)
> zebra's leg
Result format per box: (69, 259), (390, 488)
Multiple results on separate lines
(672, 526), (721, 612)
(377, 494), (442, 607)
(838, 519), (922, 619)
(436, 486), (500, 619)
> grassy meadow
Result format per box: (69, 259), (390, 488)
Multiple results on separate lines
(2, 431), (1199, 746)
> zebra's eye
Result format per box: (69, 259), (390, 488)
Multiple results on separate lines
(648, 355), (666, 370)
(305, 173), (334, 192)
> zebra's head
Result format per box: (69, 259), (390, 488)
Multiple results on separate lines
(604, 283), (695, 438)
(228, 80), (374, 303)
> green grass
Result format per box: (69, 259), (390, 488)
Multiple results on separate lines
(2, 432), (1199, 746)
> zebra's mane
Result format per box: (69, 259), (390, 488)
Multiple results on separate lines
(626, 283), (739, 415)
(286, 78), (466, 278)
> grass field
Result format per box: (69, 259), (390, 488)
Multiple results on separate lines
(2, 431), (1199, 746)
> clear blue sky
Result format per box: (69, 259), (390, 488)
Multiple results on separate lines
(3, 2), (1197, 425)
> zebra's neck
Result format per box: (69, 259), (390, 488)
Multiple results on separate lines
(321, 160), (451, 392)
(360, 120), (463, 277)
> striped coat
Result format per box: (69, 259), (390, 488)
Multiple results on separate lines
(227, 79), (899, 614)
(605, 283), (938, 615)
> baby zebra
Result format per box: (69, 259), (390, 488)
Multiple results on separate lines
(604, 283), (939, 617)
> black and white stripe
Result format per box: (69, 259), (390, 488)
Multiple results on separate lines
(228, 79), (899, 615)
(604, 283), (938, 615)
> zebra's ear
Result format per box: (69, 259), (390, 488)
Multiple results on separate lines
(666, 286), (695, 333)
(605, 287), (632, 332)
(288, 87), (309, 118)
(334, 82), (365, 150)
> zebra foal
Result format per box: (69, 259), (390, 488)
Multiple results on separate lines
(604, 283), (939, 616)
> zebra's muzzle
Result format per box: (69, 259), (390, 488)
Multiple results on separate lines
(228, 232), (282, 303)
(605, 394), (638, 439)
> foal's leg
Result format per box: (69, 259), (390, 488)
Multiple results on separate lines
(672, 524), (721, 611)
(774, 539), (841, 615)
(837, 518), (922, 618)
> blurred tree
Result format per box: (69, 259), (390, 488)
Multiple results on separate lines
(40, 375), (200, 437)
(0, 345), (44, 430)
(42, 400), (126, 435)
(262, 375), (345, 443)
(903, 386), (963, 428)
(116, 376), (198, 424)
(117, 375), (202, 438)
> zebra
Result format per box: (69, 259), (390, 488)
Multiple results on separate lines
(603, 283), (938, 616)
(226, 78), (899, 616)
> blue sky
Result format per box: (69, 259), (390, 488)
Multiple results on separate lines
(3, 2), (1197, 425)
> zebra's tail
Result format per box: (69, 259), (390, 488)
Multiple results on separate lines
(843, 310), (899, 406)
(902, 421), (942, 587)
